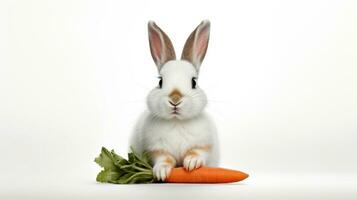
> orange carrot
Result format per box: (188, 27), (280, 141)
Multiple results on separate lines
(166, 167), (249, 183)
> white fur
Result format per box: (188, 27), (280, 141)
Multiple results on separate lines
(130, 60), (219, 180)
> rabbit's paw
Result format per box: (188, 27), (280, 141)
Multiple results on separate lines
(153, 163), (173, 181)
(183, 154), (205, 172)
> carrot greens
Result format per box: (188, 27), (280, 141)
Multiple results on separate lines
(94, 147), (154, 184)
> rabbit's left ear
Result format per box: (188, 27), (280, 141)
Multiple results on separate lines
(148, 21), (176, 71)
(181, 20), (210, 71)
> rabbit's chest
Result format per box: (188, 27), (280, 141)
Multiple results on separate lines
(145, 119), (211, 159)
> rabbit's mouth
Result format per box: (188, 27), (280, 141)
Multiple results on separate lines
(171, 107), (180, 115)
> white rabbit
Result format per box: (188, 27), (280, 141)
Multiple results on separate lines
(130, 20), (219, 181)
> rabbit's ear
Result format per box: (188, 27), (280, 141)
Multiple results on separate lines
(181, 20), (210, 71)
(148, 21), (176, 70)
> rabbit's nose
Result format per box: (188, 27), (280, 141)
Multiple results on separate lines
(169, 101), (181, 107)
(169, 89), (183, 105)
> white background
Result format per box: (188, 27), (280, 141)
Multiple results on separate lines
(1, 0), (357, 199)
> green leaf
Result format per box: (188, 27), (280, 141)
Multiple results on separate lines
(111, 150), (129, 167)
(128, 152), (136, 163)
(129, 147), (152, 170)
(116, 172), (135, 184)
(96, 170), (121, 183)
(94, 147), (118, 171)
(141, 151), (152, 165)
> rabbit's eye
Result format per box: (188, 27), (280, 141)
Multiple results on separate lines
(192, 77), (197, 89)
(158, 77), (163, 89)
